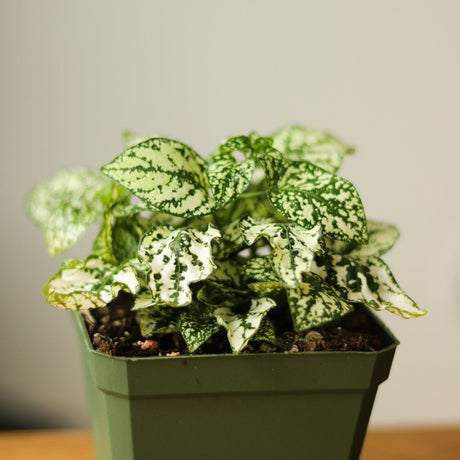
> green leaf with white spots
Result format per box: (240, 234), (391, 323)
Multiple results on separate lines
(287, 273), (354, 331)
(218, 135), (254, 156)
(240, 217), (321, 287)
(136, 303), (179, 336)
(111, 217), (150, 262)
(213, 220), (247, 258)
(269, 162), (367, 243)
(92, 209), (117, 264)
(226, 192), (274, 223)
(326, 220), (400, 257)
(312, 254), (427, 318)
(241, 256), (279, 283)
(94, 214), (151, 265)
(27, 168), (113, 255)
(251, 316), (277, 343)
(271, 126), (355, 173)
(43, 257), (140, 310)
(178, 303), (222, 352)
(132, 287), (159, 310)
(197, 282), (249, 309)
(138, 225), (221, 306)
(214, 297), (277, 353)
(252, 146), (286, 186)
(207, 151), (255, 207)
(247, 281), (284, 297)
(215, 133), (284, 185)
(93, 188), (150, 264)
(207, 259), (242, 287)
(101, 138), (216, 218)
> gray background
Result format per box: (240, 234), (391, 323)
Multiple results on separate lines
(1, 0), (459, 429)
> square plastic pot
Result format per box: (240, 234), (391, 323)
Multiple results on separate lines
(74, 309), (398, 460)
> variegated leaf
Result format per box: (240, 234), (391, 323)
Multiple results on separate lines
(138, 225), (221, 306)
(214, 297), (276, 353)
(43, 257), (140, 310)
(93, 206), (150, 265)
(136, 303), (179, 336)
(178, 303), (222, 352)
(112, 202), (150, 218)
(269, 162), (367, 243)
(218, 135), (254, 156)
(101, 138), (216, 218)
(252, 146), (286, 186)
(213, 220), (246, 258)
(312, 254), (426, 318)
(326, 220), (400, 257)
(241, 256), (279, 283)
(251, 316), (277, 343)
(247, 281), (284, 297)
(227, 192), (274, 222)
(197, 282), (249, 308)
(240, 217), (321, 287)
(207, 151), (255, 206)
(27, 168), (112, 255)
(111, 217), (150, 262)
(271, 126), (354, 173)
(216, 133), (284, 186)
(132, 287), (159, 310)
(287, 273), (354, 331)
(92, 209), (117, 264)
(207, 259), (242, 287)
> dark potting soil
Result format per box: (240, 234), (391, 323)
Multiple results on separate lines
(85, 294), (384, 357)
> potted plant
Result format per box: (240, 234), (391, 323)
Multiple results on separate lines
(27, 126), (426, 460)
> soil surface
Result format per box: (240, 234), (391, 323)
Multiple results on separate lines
(85, 295), (384, 357)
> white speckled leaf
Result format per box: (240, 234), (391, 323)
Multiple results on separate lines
(138, 225), (221, 306)
(247, 281), (284, 297)
(178, 304), (221, 352)
(312, 254), (426, 318)
(252, 146), (286, 186)
(240, 217), (321, 287)
(136, 303), (179, 335)
(207, 259), (242, 287)
(207, 151), (255, 206)
(132, 287), (159, 310)
(214, 297), (276, 353)
(93, 195), (149, 265)
(43, 257), (140, 310)
(101, 138), (216, 217)
(287, 273), (354, 331)
(251, 316), (277, 343)
(269, 162), (367, 243)
(214, 220), (246, 258)
(196, 259), (246, 307)
(27, 168), (112, 255)
(326, 221), (400, 257)
(271, 126), (354, 173)
(242, 256), (279, 283)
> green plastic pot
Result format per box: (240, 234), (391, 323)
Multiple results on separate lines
(74, 309), (398, 460)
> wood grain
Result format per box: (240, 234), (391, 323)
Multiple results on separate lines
(0, 428), (459, 459)
(361, 427), (460, 460)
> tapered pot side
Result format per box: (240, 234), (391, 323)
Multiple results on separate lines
(74, 309), (399, 460)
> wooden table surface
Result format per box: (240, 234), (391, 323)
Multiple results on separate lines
(0, 428), (459, 459)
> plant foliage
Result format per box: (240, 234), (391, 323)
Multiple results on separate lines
(28, 126), (426, 353)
